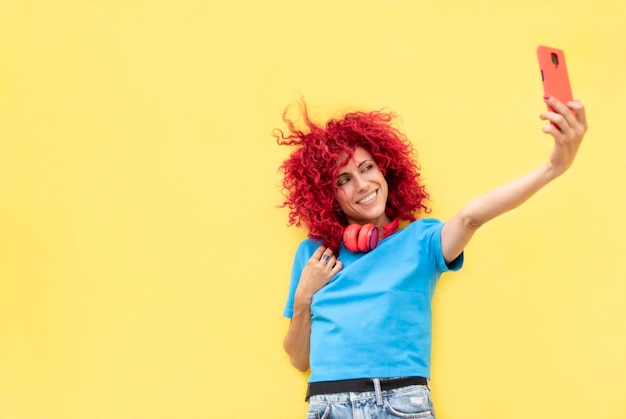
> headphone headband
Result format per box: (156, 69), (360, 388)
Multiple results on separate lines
(381, 217), (399, 239)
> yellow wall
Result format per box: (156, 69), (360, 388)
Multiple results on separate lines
(1, 1), (624, 418)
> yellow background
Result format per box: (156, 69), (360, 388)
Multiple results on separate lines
(1, 1), (624, 418)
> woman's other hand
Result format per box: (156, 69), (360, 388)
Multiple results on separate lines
(295, 246), (342, 305)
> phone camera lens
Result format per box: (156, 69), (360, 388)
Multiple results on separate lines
(550, 52), (559, 67)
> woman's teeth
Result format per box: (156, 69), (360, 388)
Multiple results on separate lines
(358, 191), (376, 204)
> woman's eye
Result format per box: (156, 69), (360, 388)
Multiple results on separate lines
(362, 164), (373, 172)
(337, 177), (349, 186)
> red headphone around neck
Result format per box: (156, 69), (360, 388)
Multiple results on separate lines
(342, 218), (399, 253)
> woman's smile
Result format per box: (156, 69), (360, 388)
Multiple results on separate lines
(356, 190), (377, 205)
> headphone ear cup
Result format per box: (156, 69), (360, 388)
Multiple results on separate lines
(358, 224), (380, 252)
(343, 224), (362, 252)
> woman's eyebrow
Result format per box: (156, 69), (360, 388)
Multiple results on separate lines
(336, 159), (373, 178)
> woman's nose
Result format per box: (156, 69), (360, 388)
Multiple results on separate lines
(353, 174), (367, 191)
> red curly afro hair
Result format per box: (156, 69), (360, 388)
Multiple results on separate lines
(274, 101), (430, 252)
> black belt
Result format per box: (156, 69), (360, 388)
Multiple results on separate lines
(306, 376), (428, 401)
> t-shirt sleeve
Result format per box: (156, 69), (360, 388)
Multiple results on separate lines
(282, 240), (315, 319)
(420, 218), (464, 273)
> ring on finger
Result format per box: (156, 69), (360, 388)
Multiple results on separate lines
(321, 254), (331, 262)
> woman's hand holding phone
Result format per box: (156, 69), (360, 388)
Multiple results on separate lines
(536, 45), (587, 176)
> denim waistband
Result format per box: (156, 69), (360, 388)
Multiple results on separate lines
(306, 376), (428, 402)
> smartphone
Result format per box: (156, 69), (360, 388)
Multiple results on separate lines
(537, 45), (574, 114)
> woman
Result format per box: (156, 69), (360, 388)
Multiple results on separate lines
(276, 96), (587, 418)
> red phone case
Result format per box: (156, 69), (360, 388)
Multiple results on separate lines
(537, 46), (573, 113)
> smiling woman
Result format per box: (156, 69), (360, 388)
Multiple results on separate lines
(275, 97), (587, 418)
(274, 102), (430, 253)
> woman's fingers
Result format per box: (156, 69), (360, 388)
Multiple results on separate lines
(545, 96), (577, 125)
(542, 97), (574, 137)
(539, 97), (588, 174)
(307, 246), (341, 276)
(541, 96), (588, 142)
(318, 249), (341, 275)
(567, 100), (588, 134)
(311, 245), (327, 260)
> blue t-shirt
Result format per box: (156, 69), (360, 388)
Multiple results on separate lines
(283, 218), (463, 383)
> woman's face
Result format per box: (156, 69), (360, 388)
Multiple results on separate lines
(334, 147), (391, 227)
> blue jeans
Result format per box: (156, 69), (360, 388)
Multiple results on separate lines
(306, 381), (435, 418)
